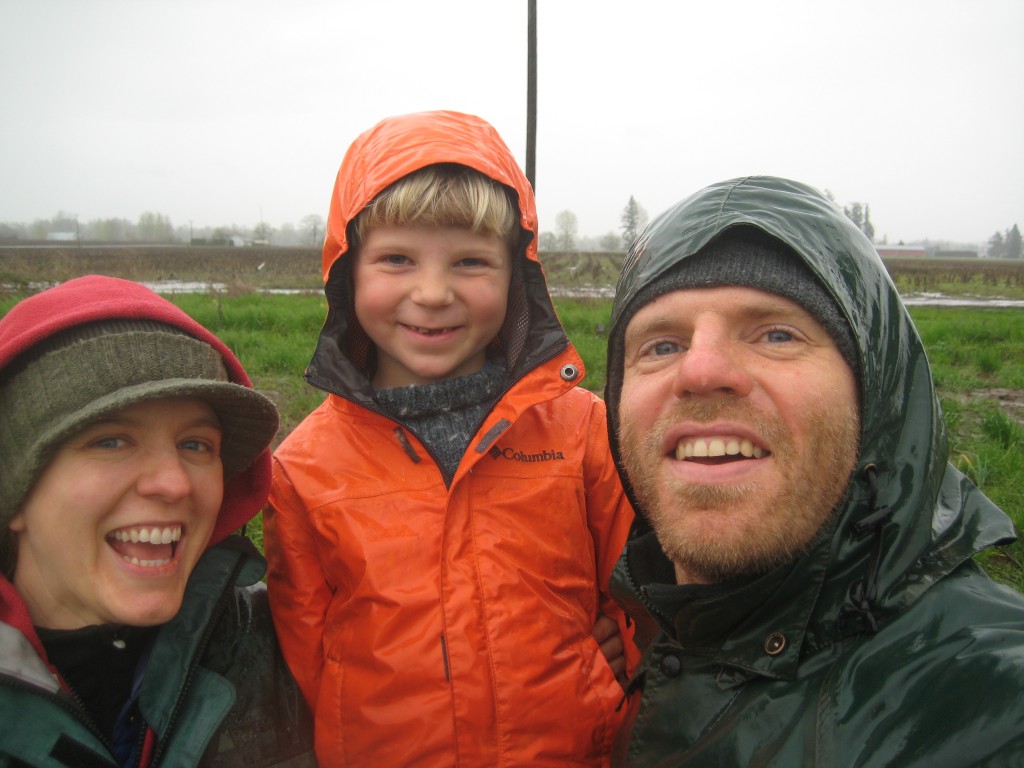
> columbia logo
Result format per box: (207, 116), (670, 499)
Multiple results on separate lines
(489, 446), (566, 463)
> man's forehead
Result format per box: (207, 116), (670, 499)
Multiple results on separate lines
(625, 285), (817, 334)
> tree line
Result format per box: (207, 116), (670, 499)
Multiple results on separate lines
(4, 202), (1016, 259)
(0, 211), (327, 247)
(541, 194), (1016, 259)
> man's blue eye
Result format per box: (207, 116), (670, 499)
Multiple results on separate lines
(766, 330), (794, 343)
(652, 341), (679, 356)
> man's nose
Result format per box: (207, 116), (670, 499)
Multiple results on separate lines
(670, 329), (753, 398)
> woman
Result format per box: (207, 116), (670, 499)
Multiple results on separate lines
(0, 275), (314, 767)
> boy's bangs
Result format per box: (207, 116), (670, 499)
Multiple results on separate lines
(355, 165), (518, 245)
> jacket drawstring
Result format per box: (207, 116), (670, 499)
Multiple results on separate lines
(845, 465), (894, 633)
(616, 667), (647, 712)
(393, 427), (422, 464)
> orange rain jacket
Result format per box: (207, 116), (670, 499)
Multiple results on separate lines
(264, 111), (635, 766)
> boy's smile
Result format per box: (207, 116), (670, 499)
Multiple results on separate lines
(353, 225), (512, 388)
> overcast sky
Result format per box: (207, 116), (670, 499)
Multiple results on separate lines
(1, 0), (1021, 245)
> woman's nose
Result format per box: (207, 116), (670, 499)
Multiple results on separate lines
(135, 449), (192, 502)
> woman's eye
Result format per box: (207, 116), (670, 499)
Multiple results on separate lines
(92, 436), (126, 450)
(180, 438), (218, 454)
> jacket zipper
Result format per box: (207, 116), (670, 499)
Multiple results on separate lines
(146, 551), (247, 767)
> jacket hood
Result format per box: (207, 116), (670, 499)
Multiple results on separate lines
(306, 110), (568, 404)
(0, 275), (273, 546)
(607, 176), (1015, 640)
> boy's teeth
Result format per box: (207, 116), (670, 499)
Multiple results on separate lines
(675, 436), (765, 460)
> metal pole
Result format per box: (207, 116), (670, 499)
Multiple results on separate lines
(526, 0), (537, 190)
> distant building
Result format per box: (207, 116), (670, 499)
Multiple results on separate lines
(876, 244), (926, 259)
(46, 232), (77, 242)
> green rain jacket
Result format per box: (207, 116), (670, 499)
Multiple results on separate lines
(0, 538), (314, 768)
(604, 176), (1024, 767)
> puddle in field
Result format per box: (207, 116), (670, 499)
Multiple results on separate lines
(139, 281), (317, 295)
(901, 292), (1024, 308)
(13, 280), (1017, 308)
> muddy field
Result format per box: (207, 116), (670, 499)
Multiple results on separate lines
(3, 246), (1023, 299)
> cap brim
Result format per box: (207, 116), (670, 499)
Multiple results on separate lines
(40, 379), (279, 477)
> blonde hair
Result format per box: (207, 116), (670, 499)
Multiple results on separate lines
(351, 164), (519, 249)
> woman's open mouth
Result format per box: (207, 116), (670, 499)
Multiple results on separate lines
(107, 525), (181, 567)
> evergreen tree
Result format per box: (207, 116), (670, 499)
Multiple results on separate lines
(842, 201), (874, 242)
(844, 203), (864, 231)
(1005, 224), (1022, 259)
(620, 196), (648, 249)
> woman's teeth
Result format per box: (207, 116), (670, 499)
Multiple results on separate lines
(111, 526), (181, 544)
(109, 525), (182, 567)
(123, 555), (172, 567)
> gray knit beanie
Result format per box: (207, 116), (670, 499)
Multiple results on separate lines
(616, 229), (859, 378)
(0, 319), (279, 527)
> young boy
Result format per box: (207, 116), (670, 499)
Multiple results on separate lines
(264, 110), (635, 766)
(0, 276), (314, 767)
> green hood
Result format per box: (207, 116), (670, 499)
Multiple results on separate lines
(606, 175), (1015, 644)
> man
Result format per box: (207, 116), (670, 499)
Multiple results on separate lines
(605, 176), (1024, 766)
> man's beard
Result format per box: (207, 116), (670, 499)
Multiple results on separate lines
(619, 396), (859, 584)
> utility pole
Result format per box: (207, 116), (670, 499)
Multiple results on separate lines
(526, 0), (537, 190)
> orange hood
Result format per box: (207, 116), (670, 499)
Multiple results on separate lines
(320, 110), (539, 281)
(306, 110), (569, 404)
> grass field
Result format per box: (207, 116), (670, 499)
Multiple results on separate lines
(1, 247), (1022, 589)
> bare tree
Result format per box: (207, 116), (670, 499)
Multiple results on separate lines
(599, 231), (622, 251)
(555, 210), (578, 251)
(137, 211), (174, 243)
(300, 214), (325, 246)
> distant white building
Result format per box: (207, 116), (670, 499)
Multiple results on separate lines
(876, 244), (926, 259)
(46, 232), (77, 242)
